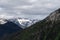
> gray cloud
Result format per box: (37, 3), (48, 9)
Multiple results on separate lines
(0, 0), (60, 19)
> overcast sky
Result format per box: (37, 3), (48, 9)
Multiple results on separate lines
(0, 0), (60, 20)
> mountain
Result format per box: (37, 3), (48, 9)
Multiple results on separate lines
(7, 8), (60, 40)
(0, 18), (22, 40)
(9, 18), (38, 29)
(45, 8), (60, 21)
(0, 17), (38, 40)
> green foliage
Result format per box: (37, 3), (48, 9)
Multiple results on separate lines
(7, 20), (60, 40)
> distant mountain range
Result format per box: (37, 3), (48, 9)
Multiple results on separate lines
(6, 8), (60, 40)
(0, 18), (38, 28)
(0, 17), (38, 39)
(8, 18), (38, 29)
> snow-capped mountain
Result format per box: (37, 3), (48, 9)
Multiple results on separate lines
(0, 18), (22, 38)
(9, 18), (38, 29)
(0, 17), (38, 29)
(0, 18), (7, 24)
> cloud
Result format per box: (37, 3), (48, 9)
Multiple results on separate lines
(0, 0), (60, 19)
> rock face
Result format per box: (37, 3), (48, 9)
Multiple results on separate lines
(5, 8), (60, 40)
(46, 8), (60, 21)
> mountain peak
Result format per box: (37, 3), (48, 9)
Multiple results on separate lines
(0, 18), (7, 24)
(56, 8), (60, 13)
(46, 8), (60, 21)
(8, 18), (38, 29)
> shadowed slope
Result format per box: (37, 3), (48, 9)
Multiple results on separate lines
(6, 8), (60, 40)
(0, 20), (22, 40)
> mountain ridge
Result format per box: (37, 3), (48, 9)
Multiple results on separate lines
(8, 18), (38, 29)
(45, 8), (60, 22)
(6, 8), (60, 40)
(0, 17), (38, 29)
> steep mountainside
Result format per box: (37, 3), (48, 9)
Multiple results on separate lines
(0, 18), (22, 40)
(6, 8), (60, 40)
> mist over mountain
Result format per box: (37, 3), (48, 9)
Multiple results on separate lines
(6, 8), (60, 40)
(0, 0), (60, 40)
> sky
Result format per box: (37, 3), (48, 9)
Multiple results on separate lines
(0, 0), (60, 20)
